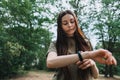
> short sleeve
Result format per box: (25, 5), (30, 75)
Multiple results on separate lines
(46, 41), (57, 57)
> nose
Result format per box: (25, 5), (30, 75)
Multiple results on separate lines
(68, 22), (72, 28)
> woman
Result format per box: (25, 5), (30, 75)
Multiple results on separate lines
(46, 10), (117, 80)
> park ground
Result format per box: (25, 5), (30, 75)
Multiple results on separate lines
(10, 70), (120, 80)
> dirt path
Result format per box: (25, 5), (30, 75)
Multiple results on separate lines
(10, 70), (120, 80)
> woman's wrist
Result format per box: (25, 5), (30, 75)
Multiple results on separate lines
(81, 51), (92, 59)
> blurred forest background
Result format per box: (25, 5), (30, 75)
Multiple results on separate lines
(0, 0), (120, 79)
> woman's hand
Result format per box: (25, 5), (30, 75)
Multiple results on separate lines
(76, 59), (95, 69)
(89, 49), (117, 65)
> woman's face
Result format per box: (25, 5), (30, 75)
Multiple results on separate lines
(62, 14), (76, 37)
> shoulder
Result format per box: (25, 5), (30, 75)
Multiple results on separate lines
(49, 41), (56, 50)
(46, 40), (57, 57)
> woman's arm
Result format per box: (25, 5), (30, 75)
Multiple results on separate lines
(46, 49), (117, 68)
(91, 62), (99, 79)
(46, 51), (79, 68)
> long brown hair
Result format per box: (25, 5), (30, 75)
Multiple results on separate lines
(56, 10), (92, 80)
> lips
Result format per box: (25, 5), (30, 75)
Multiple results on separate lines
(67, 28), (76, 32)
(66, 28), (76, 35)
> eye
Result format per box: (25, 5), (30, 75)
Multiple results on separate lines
(62, 22), (68, 25)
(70, 20), (75, 23)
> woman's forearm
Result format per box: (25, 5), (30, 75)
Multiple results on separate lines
(91, 64), (99, 79)
(47, 52), (79, 68)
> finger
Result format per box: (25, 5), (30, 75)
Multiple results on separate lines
(79, 60), (89, 68)
(106, 56), (116, 65)
(89, 59), (95, 66)
(81, 64), (91, 70)
(103, 50), (109, 58)
(107, 56), (117, 65)
(93, 57), (107, 64)
(106, 58), (112, 65)
(76, 61), (82, 65)
(112, 57), (117, 65)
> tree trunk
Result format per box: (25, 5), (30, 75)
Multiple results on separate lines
(109, 65), (113, 77)
(104, 65), (109, 77)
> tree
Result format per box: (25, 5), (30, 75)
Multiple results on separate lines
(0, 0), (53, 78)
(93, 0), (120, 77)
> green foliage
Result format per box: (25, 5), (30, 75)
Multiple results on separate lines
(114, 52), (120, 75)
(4, 41), (25, 56)
(102, 0), (114, 5)
(0, 41), (25, 78)
(35, 28), (53, 70)
(96, 63), (105, 74)
(93, 0), (120, 76)
(0, 0), (53, 79)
